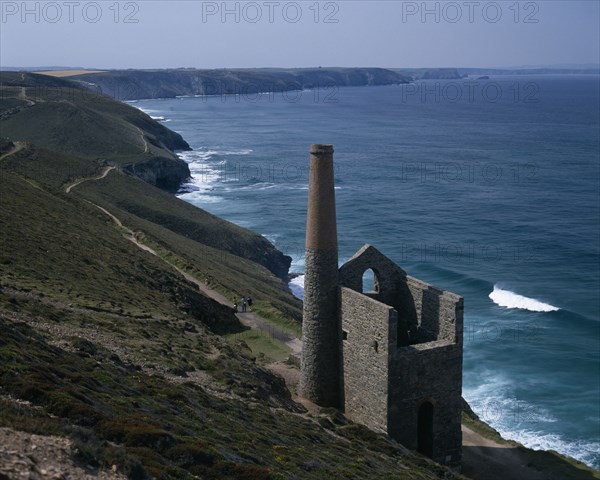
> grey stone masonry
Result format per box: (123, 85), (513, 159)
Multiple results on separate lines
(299, 145), (343, 407)
(340, 286), (395, 433)
(338, 244), (464, 468)
(299, 145), (464, 468)
(300, 248), (342, 406)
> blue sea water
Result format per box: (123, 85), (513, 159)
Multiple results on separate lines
(133, 75), (600, 468)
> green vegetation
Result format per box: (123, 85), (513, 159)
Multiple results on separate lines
(252, 300), (303, 338)
(224, 331), (291, 364)
(76, 169), (295, 289)
(0, 72), (189, 158)
(0, 71), (190, 191)
(0, 70), (465, 479)
(0, 301), (467, 479)
(0, 168), (239, 330)
(1, 70), (597, 480)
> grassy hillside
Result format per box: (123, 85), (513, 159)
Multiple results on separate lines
(0, 73), (466, 479)
(0, 72), (292, 278)
(0, 167), (238, 328)
(0, 309), (467, 480)
(0, 72), (190, 191)
(4, 148), (594, 480)
(2, 71), (597, 480)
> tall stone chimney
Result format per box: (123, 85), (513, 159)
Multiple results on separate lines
(299, 144), (342, 407)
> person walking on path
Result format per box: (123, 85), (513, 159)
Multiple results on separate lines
(247, 296), (253, 311)
(242, 296), (247, 313)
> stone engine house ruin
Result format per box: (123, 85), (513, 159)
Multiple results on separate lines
(300, 144), (464, 467)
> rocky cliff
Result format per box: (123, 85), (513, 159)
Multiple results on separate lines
(67, 68), (410, 101)
(123, 155), (191, 192)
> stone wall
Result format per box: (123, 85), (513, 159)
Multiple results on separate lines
(391, 283), (463, 467)
(338, 244), (464, 467)
(388, 340), (463, 467)
(300, 142), (464, 467)
(300, 248), (342, 407)
(405, 276), (462, 344)
(340, 287), (396, 432)
(339, 245), (406, 309)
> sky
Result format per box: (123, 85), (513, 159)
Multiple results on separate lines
(1, 0), (599, 69)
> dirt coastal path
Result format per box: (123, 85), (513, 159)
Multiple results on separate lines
(133, 125), (150, 153)
(65, 167), (300, 357)
(65, 166), (115, 193)
(18, 86), (36, 107)
(62, 167), (565, 480)
(0, 141), (25, 161)
(461, 425), (557, 480)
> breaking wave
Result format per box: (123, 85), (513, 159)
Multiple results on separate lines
(288, 275), (304, 300)
(489, 285), (559, 312)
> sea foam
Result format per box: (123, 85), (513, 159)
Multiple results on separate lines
(289, 275), (305, 300)
(489, 285), (559, 312)
(465, 374), (598, 467)
(464, 382), (599, 469)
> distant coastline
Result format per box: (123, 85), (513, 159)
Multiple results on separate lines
(43, 67), (410, 101)
(22, 66), (599, 102)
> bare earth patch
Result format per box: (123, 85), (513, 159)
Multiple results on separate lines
(461, 425), (551, 480)
(35, 70), (107, 78)
(0, 427), (125, 480)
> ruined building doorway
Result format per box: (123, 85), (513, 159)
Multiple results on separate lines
(417, 401), (434, 458)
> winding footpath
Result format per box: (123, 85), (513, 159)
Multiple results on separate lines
(0, 141), (25, 161)
(18, 86), (36, 107)
(134, 125), (150, 153)
(64, 167), (300, 358)
(64, 166), (115, 193)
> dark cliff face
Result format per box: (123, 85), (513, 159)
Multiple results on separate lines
(123, 155), (190, 193)
(234, 235), (292, 280)
(70, 68), (410, 101)
(121, 111), (192, 190)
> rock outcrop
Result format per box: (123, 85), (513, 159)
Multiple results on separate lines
(123, 155), (190, 192)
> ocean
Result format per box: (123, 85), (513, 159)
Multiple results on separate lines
(131, 75), (600, 468)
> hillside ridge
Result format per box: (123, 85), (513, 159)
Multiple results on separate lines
(1, 72), (598, 480)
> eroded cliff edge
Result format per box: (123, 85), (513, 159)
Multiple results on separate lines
(67, 67), (410, 101)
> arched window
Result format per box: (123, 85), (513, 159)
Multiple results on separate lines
(361, 268), (379, 294)
(417, 401), (434, 458)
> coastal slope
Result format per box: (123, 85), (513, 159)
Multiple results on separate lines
(0, 72), (291, 279)
(0, 72), (470, 480)
(0, 72), (190, 190)
(1, 71), (598, 480)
